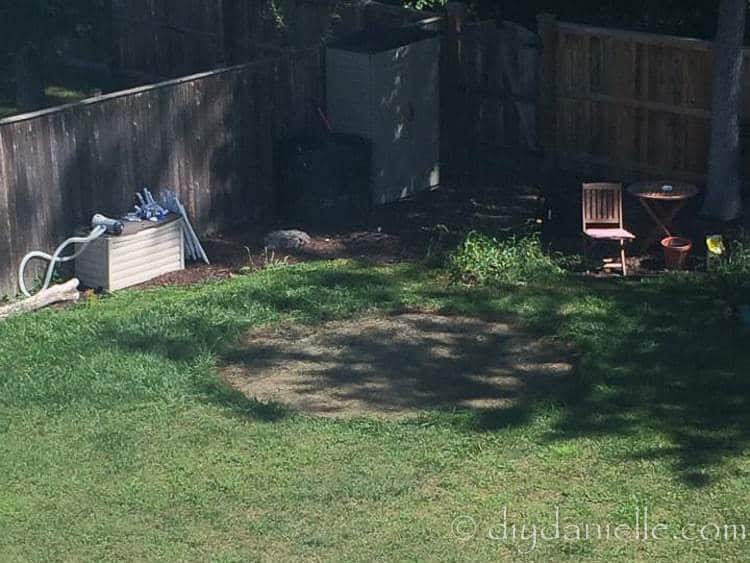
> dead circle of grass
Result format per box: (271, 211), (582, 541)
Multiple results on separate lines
(222, 313), (574, 419)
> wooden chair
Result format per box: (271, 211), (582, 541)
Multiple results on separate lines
(582, 182), (635, 276)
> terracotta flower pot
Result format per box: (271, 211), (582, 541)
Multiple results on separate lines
(661, 236), (692, 270)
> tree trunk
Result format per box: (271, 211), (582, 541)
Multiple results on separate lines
(704, 0), (747, 222)
(14, 44), (45, 113)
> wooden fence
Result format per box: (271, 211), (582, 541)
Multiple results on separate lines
(446, 17), (539, 185)
(112, 0), (436, 80)
(538, 16), (750, 185)
(111, 0), (229, 79)
(0, 50), (321, 296)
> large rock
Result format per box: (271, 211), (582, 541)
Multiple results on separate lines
(264, 229), (312, 250)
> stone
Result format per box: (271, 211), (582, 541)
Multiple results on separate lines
(264, 229), (312, 250)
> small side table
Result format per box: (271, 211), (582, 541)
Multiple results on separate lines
(627, 181), (700, 251)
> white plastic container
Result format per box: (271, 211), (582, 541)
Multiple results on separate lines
(75, 217), (184, 291)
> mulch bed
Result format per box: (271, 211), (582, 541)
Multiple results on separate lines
(138, 184), (546, 289)
(136, 176), (703, 290)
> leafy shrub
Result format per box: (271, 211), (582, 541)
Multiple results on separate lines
(713, 240), (750, 277)
(448, 231), (564, 286)
(712, 240), (750, 304)
(394, 0), (446, 11)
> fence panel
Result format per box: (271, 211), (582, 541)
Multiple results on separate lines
(539, 17), (750, 185)
(0, 50), (321, 295)
(111, 1), (432, 80)
(447, 19), (539, 185)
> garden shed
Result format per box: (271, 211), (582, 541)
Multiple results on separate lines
(326, 27), (441, 205)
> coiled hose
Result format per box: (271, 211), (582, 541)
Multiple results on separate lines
(18, 226), (107, 297)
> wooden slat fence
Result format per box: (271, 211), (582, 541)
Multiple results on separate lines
(0, 50), (321, 296)
(111, 0), (436, 80)
(441, 17), (539, 186)
(538, 16), (750, 185)
(112, 0), (229, 79)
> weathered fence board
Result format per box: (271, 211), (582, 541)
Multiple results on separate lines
(0, 50), (320, 295)
(539, 17), (750, 185)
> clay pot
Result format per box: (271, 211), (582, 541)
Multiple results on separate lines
(661, 236), (692, 270)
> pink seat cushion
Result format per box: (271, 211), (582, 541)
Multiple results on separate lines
(584, 227), (635, 240)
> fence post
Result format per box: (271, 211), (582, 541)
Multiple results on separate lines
(444, 2), (468, 188)
(446, 2), (467, 56)
(354, 1), (366, 31)
(536, 13), (558, 166)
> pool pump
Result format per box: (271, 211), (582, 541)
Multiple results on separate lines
(90, 213), (124, 236)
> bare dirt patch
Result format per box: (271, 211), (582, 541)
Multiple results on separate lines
(222, 314), (574, 419)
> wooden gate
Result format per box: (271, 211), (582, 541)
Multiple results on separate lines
(446, 18), (540, 186)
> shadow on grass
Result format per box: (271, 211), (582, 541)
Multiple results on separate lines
(198, 377), (293, 423)
(98, 263), (426, 423)
(98, 262), (750, 487)
(473, 275), (750, 487)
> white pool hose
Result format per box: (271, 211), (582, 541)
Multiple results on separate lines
(18, 226), (107, 297)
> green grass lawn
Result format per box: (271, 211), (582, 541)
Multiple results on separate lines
(2, 260), (750, 561)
